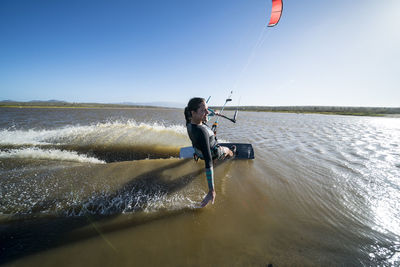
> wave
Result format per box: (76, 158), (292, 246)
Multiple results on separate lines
(68, 190), (200, 216)
(0, 147), (105, 164)
(1, 187), (201, 217)
(0, 121), (191, 162)
(0, 158), (204, 216)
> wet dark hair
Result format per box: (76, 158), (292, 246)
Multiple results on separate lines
(184, 97), (205, 124)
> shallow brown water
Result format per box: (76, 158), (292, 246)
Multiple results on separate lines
(1, 107), (399, 266)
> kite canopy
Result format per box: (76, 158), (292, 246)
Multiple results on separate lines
(268, 0), (283, 27)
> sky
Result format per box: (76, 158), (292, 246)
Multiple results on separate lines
(1, 0), (399, 107)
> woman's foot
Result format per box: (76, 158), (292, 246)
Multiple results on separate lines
(230, 145), (236, 157)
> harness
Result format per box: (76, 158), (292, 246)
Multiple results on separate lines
(193, 145), (221, 162)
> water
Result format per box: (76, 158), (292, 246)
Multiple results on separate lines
(1, 107), (399, 266)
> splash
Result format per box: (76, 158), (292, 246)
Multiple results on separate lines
(0, 147), (105, 164)
(0, 120), (191, 162)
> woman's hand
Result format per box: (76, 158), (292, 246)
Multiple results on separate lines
(200, 190), (216, 207)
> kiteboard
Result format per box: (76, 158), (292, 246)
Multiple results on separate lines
(179, 143), (254, 160)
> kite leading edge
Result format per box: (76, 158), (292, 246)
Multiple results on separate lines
(268, 0), (283, 27)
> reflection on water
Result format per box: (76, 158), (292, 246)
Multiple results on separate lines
(1, 108), (399, 266)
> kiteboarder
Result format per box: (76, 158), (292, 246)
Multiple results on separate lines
(184, 97), (235, 207)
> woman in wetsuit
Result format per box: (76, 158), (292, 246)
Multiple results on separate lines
(184, 97), (234, 207)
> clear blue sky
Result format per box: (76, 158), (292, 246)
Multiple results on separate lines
(1, 0), (399, 107)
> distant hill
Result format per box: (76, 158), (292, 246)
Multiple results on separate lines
(28, 100), (68, 103)
(0, 100), (182, 109)
(1, 99), (67, 104)
(116, 101), (185, 108)
(0, 100), (184, 108)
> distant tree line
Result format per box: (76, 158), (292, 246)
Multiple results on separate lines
(212, 106), (400, 115)
(0, 101), (165, 109)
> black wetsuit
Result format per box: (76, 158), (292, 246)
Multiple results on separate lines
(187, 122), (222, 191)
(186, 123), (218, 168)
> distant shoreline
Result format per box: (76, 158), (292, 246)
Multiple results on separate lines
(213, 106), (400, 117)
(0, 102), (176, 110)
(1, 102), (399, 117)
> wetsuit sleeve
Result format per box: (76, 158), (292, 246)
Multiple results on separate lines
(197, 126), (213, 169)
(205, 167), (214, 191)
(197, 127), (214, 190)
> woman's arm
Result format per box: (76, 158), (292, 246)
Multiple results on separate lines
(197, 127), (216, 207)
(197, 127), (214, 190)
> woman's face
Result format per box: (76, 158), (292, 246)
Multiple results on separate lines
(191, 101), (209, 123)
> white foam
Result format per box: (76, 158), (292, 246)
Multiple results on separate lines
(0, 147), (105, 164)
(0, 128), (56, 145)
(0, 121), (190, 148)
